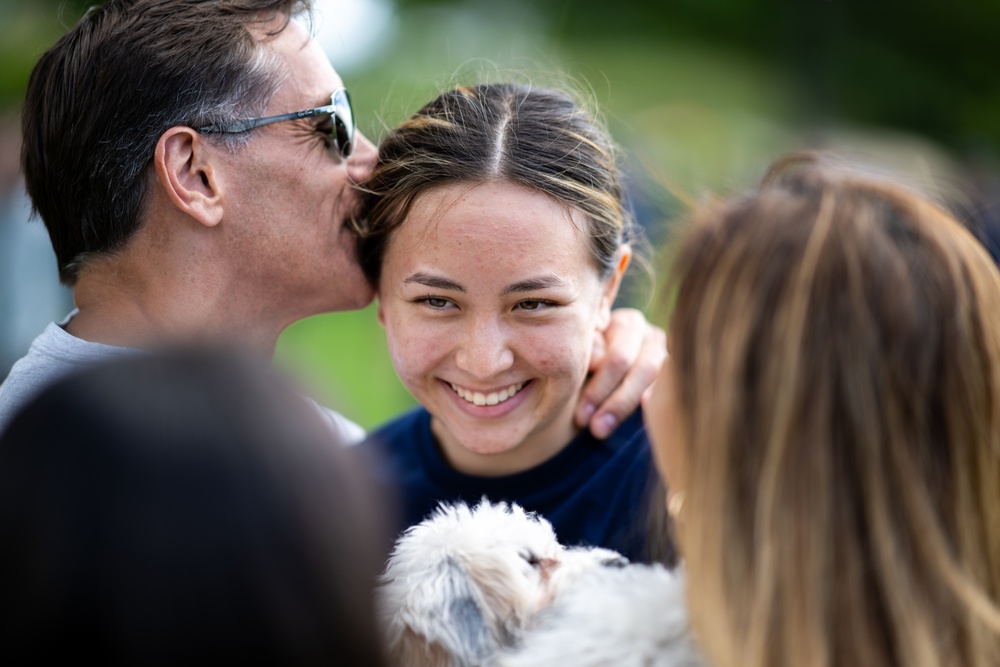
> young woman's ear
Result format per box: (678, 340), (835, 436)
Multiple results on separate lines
(154, 127), (224, 228)
(596, 245), (632, 331)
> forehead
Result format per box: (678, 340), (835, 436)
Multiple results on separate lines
(388, 181), (594, 266)
(259, 19), (343, 106)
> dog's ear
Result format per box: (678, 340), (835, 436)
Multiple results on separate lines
(394, 557), (496, 665)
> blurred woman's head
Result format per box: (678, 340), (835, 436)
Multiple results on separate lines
(0, 349), (390, 665)
(646, 154), (1000, 667)
(360, 84), (633, 475)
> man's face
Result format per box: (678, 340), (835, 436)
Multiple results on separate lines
(218, 20), (377, 320)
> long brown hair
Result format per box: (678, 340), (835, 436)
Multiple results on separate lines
(666, 153), (1000, 667)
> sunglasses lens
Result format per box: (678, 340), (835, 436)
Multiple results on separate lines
(332, 89), (354, 158)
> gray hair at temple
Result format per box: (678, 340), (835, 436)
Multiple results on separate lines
(21, 0), (313, 285)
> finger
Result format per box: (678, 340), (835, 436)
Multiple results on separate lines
(588, 320), (667, 439)
(575, 308), (646, 431)
(574, 331), (608, 427)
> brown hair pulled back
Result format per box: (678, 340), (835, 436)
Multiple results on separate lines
(359, 83), (632, 284)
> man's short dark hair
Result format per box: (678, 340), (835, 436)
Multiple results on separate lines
(21, 0), (312, 285)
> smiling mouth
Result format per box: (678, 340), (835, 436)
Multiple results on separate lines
(449, 381), (527, 406)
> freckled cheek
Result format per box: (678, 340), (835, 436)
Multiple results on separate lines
(517, 326), (595, 383)
(383, 316), (455, 387)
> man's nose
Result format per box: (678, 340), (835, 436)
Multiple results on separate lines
(455, 319), (515, 380)
(347, 130), (377, 185)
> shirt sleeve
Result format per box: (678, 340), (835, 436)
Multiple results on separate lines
(304, 397), (366, 445)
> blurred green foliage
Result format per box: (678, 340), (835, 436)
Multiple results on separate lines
(393, 0), (1000, 152)
(277, 305), (416, 429)
(5, 0), (995, 428)
(0, 2), (84, 109)
(13, 0), (993, 150)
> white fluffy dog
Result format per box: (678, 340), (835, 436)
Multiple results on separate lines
(378, 500), (627, 667)
(495, 564), (705, 667)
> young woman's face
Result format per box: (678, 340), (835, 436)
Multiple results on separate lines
(377, 180), (625, 476)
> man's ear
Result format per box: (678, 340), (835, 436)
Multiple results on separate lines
(596, 245), (632, 331)
(154, 127), (224, 228)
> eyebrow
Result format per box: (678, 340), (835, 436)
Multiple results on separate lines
(502, 275), (568, 296)
(403, 272), (568, 295)
(404, 272), (465, 292)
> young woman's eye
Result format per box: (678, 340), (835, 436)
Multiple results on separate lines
(417, 296), (452, 309)
(516, 300), (552, 311)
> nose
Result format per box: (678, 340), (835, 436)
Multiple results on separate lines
(538, 557), (560, 582)
(347, 130), (378, 185)
(455, 318), (514, 380)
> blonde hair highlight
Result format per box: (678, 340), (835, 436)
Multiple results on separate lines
(666, 153), (1000, 667)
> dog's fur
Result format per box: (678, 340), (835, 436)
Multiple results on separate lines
(378, 500), (627, 667)
(495, 564), (705, 667)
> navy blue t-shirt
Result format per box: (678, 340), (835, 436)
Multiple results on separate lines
(361, 407), (656, 563)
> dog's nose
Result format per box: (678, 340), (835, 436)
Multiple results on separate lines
(538, 557), (560, 580)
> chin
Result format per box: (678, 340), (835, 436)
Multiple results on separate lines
(454, 428), (519, 453)
(345, 284), (377, 310)
(448, 425), (528, 457)
(325, 275), (376, 313)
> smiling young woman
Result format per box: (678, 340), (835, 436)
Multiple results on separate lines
(376, 180), (624, 477)
(358, 83), (660, 563)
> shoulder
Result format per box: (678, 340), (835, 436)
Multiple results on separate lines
(584, 408), (649, 462)
(0, 322), (118, 432)
(311, 403), (366, 445)
(358, 407), (435, 476)
(568, 408), (654, 513)
(364, 406), (432, 448)
(610, 408), (647, 443)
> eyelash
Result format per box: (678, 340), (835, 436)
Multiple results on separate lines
(416, 296), (454, 310)
(515, 299), (556, 311)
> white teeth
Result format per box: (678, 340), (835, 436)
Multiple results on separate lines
(450, 381), (525, 406)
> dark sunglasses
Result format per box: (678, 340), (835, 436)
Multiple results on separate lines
(195, 88), (355, 158)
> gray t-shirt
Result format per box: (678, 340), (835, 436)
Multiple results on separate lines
(0, 316), (365, 444)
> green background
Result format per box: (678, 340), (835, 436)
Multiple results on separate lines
(3, 0), (996, 429)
